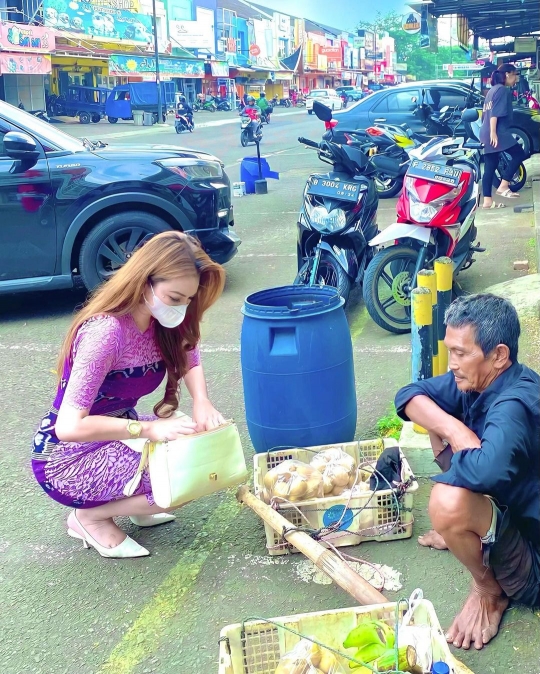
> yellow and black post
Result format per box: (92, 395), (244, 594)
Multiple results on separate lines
(434, 256), (453, 375)
(417, 269), (438, 378)
(411, 286), (433, 382)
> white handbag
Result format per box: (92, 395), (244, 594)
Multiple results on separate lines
(123, 421), (248, 508)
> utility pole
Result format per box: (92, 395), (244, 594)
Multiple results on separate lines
(374, 28), (377, 83)
(152, 0), (163, 123)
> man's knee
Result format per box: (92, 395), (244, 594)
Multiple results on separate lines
(428, 483), (473, 530)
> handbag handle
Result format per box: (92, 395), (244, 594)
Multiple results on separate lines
(123, 440), (151, 497)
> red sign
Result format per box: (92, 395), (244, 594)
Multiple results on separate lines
(319, 46), (342, 59)
(0, 22), (55, 53)
(0, 53), (51, 74)
(249, 44), (261, 56)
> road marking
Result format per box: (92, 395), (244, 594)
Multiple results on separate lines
(98, 497), (243, 674)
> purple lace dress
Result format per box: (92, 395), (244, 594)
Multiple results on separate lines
(31, 314), (200, 509)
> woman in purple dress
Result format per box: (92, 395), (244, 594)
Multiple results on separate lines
(32, 232), (226, 558)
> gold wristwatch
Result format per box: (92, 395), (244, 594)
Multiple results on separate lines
(127, 419), (143, 439)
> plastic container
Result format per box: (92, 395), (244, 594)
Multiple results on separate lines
(240, 157), (279, 193)
(133, 110), (144, 126)
(241, 285), (357, 453)
(433, 663), (451, 674)
(253, 438), (417, 555)
(217, 599), (458, 674)
(143, 111), (154, 126)
(232, 181), (246, 197)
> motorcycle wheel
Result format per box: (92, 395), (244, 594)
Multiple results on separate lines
(294, 252), (351, 304)
(362, 245), (418, 334)
(375, 175), (403, 199)
(175, 125), (182, 134)
(209, 105), (216, 112)
(493, 157), (527, 192)
(241, 130), (249, 147)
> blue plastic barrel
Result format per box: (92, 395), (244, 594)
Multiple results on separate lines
(241, 285), (357, 453)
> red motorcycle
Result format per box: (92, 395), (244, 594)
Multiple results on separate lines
(362, 108), (485, 334)
(517, 90), (540, 110)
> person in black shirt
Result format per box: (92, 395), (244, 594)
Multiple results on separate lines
(395, 294), (540, 651)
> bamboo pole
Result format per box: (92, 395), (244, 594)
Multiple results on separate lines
(237, 484), (387, 605)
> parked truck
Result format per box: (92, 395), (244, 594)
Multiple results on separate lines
(105, 82), (176, 123)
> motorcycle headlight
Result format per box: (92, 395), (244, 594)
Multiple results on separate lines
(409, 201), (438, 222)
(310, 206), (347, 232)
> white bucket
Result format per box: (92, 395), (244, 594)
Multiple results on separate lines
(232, 181), (246, 197)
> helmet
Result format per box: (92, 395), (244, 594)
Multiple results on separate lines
(260, 92), (266, 97)
(247, 95), (255, 103)
(179, 95), (186, 102)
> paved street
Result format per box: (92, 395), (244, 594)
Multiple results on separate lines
(0, 110), (538, 674)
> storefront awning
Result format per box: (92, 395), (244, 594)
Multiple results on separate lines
(280, 45), (302, 73)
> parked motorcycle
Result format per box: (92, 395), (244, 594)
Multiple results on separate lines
(214, 96), (232, 111)
(193, 98), (217, 112)
(175, 111), (194, 133)
(516, 89), (540, 110)
(271, 95), (291, 107)
(240, 112), (262, 147)
(294, 100), (381, 303)
(362, 107), (485, 334)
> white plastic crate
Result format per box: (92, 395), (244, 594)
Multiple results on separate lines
(218, 600), (458, 674)
(253, 439), (418, 555)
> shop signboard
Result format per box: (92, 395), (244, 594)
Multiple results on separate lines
(319, 46), (342, 59)
(0, 22), (55, 53)
(43, 0), (153, 43)
(109, 53), (205, 77)
(0, 52), (52, 74)
(168, 7), (215, 51)
(210, 61), (229, 77)
(402, 12), (421, 34)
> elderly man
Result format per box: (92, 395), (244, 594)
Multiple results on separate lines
(395, 293), (540, 651)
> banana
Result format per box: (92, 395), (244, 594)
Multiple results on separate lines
(348, 642), (387, 668)
(373, 620), (395, 649)
(372, 645), (417, 672)
(343, 621), (385, 649)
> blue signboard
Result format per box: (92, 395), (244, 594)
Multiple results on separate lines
(109, 53), (205, 77)
(43, 0), (153, 43)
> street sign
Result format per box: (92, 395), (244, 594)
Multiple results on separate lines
(402, 12), (421, 34)
(249, 44), (261, 56)
(442, 63), (484, 71)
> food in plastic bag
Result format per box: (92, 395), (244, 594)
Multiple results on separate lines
(262, 460), (323, 503)
(310, 449), (357, 495)
(275, 639), (347, 674)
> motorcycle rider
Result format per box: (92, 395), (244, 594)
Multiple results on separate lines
(257, 92), (271, 122)
(241, 95), (259, 121)
(176, 95), (193, 128)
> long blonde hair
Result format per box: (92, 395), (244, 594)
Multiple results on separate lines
(57, 231), (225, 417)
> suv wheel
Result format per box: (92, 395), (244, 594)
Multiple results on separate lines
(79, 212), (171, 290)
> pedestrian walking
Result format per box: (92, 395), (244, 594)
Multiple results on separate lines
(31, 232), (226, 558)
(291, 89), (298, 107)
(480, 64), (526, 209)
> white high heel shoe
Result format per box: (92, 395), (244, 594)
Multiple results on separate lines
(67, 511), (149, 558)
(129, 514), (176, 527)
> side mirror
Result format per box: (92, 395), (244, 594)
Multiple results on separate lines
(4, 131), (39, 159)
(313, 99), (333, 122)
(461, 108), (479, 123)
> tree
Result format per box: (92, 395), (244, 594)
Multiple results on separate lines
(357, 12), (470, 80)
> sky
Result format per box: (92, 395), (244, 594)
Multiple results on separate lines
(254, 0), (413, 33)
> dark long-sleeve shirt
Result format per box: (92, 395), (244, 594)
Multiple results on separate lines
(395, 363), (540, 546)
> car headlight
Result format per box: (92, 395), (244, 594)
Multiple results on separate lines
(310, 206), (347, 232)
(158, 158), (223, 179)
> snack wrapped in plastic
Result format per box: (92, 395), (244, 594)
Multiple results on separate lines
(310, 449), (357, 496)
(262, 460), (324, 503)
(275, 639), (347, 674)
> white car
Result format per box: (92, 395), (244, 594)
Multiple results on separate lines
(306, 89), (344, 114)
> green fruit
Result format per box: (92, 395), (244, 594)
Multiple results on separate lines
(352, 642), (387, 665)
(343, 622), (384, 649)
(373, 645), (417, 672)
(373, 620), (395, 649)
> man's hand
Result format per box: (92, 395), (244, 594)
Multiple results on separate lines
(445, 418), (481, 452)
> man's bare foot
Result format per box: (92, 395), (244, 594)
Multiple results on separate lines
(445, 586), (509, 650)
(418, 530), (448, 550)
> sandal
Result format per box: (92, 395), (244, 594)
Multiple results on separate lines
(496, 188), (519, 198)
(482, 202), (506, 209)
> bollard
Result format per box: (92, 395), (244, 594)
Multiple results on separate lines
(417, 269), (438, 378)
(434, 256), (453, 375)
(411, 287), (433, 434)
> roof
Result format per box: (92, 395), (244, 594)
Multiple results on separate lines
(216, 0), (273, 21)
(427, 0), (540, 40)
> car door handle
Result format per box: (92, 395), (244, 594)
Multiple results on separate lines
(374, 118), (386, 122)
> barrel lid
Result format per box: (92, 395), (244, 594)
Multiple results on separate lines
(242, 285), (344, 319)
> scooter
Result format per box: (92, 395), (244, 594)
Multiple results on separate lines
(240, 111), (262, 147)
(214, 96), (231, 111)
(271, 95), (291, 107)
(175, 111), (194, 133)
(294, 100), (381, 304)
(362, 107), (485, 334)
(260, 106), (273, 124)
(193, 98), (217, 112)
(516, 89), (540, 110)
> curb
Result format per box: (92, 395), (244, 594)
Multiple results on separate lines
(533, 175), (540, 268)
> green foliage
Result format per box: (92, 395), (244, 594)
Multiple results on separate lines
(376, 406), (403, 440)
(357, 12), (470, 81)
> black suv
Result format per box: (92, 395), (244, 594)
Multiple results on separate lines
(328, 80), (540, 156)
(0, 101), (240, 295)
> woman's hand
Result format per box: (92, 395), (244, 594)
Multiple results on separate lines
(146, 417), (197, 442)
(490, 130), (498, 147)
(192, 398), (225, 432)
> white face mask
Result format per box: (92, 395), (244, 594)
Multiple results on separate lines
(145, 284), (188, 328)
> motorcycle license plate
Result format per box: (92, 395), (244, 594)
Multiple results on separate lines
(407, 160), (462, 187)
(307, 178), (360, 201)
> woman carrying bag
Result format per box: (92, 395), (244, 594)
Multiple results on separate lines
(480, 63), (526, 209)
(32, 232), (227, 558)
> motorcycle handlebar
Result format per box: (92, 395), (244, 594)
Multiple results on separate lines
(298, 136), (320, 149)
